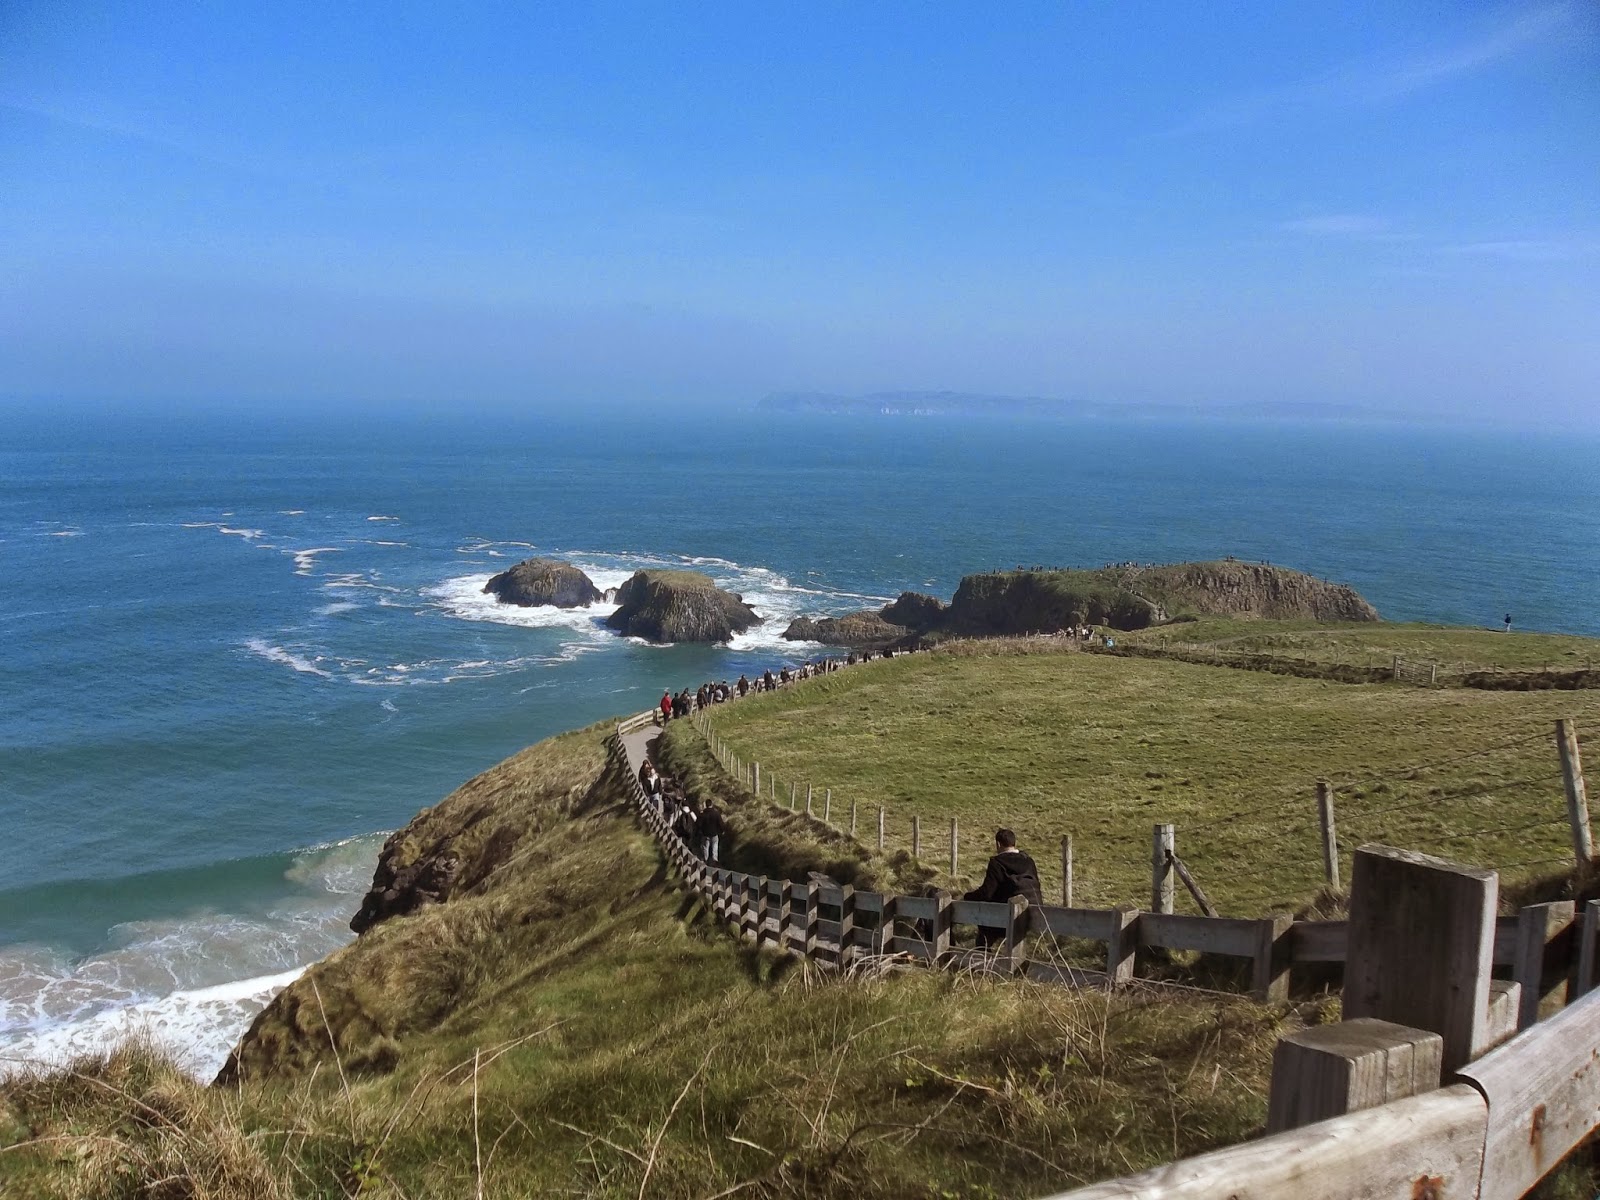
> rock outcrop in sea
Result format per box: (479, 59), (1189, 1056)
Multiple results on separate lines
(782, 611), (908, 647)
(783, 560), (1380, 644)
(483, 557), (603, 608)
(604, 569), (760, 643)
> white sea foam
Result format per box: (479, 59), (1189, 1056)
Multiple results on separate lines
(47, 529), (84, 537)
(0, 839), (380, 1081)
(426, 573), (620, 635)
(279, 509), (305, 516)
(244, 638), (333, 678)
(366, 515), (400, 522)
(290, 547), (343, 575)
(218, 526), (265, 541)
(380, 698), (398, 713)
(315, 601), (359, 617)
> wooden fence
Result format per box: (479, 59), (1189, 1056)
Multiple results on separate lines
(610, 720), (1596, 1010)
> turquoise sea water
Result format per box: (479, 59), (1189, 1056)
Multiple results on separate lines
(2, 408), (1596, 1073)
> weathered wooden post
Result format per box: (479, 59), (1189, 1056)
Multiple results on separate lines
(873, 895), (897, 956)
(1266, 1019), (1445, 1134)
(850, 800), (858, 837)
(776, 880), (793, 954)
(931, 891), (952, 959)
(1151, 823), (1175, 915)
(1062, 834), (1074, 907)
(912, 815), (921, 860)
(1317, 780), (1340, 889)
(790, 781), (796, 808)
(802, 882), (820, 958)
(806, 784), (813, 816)
(877, 805), (886, 851)
(1001, 896), (1029, 974)
(1512, 900), (1575, 1029)
(1251, 913), (1294, 1002)
(1558, 719), (1592, 867)
(950, 817), (959, 875)
(1106, 906), (1137, 984)
(1391, 654), (1401, 681)
(753, 761), (760, 795)
(837, 885), (857, 968)
(824, 789), (831, 824)
(1344, 845), (1498, 1071)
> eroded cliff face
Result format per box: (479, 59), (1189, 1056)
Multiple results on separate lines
(483, 558), (603, 608)
(781, 561), (1379, 643)
(604, 570), (760, 643)
(218, 725), (616, 1084)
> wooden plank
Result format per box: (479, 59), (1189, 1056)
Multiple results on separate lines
(1457, 986), (1600, 1200)
(1265, 1019), (1443, 1133)
(1169, 854), (1218, 918)
(1291, 920), (1346, 963)
(1138, 913), (1261, 958)
(1025, 962), (1110, 988)
(1512, 901), (1574, 1029)
(895, 895), (938, 920)
(951, 899), (1012, 928)
(1482, 979), (1520, 1055)
(1344, 845), (1498, 1072)
(1042, 1083), (1487, 1200)
(1493, 915), (1520, 966)
(1032, 904), (1120, 941)
(853, 891), (884, 915)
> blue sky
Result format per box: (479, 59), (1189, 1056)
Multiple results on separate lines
(1, 2), (1595, 423)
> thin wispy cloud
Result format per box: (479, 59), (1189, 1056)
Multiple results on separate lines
(1441, 237), (1600, 262)
(1167, 2), (1579, 135)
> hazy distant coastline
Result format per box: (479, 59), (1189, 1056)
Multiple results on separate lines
(759, 390), (1389, 423)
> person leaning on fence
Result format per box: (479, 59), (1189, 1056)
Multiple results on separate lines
(696, 801), (725, 865)
(963, 828), (1044, 949)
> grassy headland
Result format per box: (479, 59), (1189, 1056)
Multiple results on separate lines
(1, 719), (1291, 1199)
(699, 631), (1600, 915)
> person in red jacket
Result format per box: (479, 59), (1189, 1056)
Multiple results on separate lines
(659, 690), (673, 722)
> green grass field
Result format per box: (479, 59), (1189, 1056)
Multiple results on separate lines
(1122, 618), (1600, 674)
(698, 640), (1600, 916)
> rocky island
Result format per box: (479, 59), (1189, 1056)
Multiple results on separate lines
(482, 557), (604, 608)
(784, 560), (1380, 645)
(605, 569), (760, 643)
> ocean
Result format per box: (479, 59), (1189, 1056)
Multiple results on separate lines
(2, 406), (1596, 1078)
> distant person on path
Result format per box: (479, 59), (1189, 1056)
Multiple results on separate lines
(963, 828), (1044, 949)
(696, 801), (725, 864)
(660, 690), (673, 722)
(737, 674), (749, 697)
(1504, 613), (1513, 633)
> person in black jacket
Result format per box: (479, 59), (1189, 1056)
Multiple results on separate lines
(963, 828), (1043, 948)
(696, 802), (725, 864)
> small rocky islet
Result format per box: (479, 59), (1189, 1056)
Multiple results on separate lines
(482, 557), (760, 644)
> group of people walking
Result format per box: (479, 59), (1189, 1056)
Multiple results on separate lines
(656, 647), (923, 726)
(637, 758), (726, 864)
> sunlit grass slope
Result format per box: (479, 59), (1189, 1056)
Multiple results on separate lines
(701, 640), (1600, 915)
(2, 721), (1289, 1200)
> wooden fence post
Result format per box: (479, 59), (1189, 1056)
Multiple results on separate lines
(874, 896), (897, 956)
(1002, 896), (1028, 974)
(824, 789), (831, 824)
(1062, 834), (1073, 907)
(790, 781), (796, 808)
(806, 784), (813, 817)
(1344, 845), (1498, 1072)
(877, 805), (886, 851)
(753, 762), (760, 795)
(912, 815), (921, 860)
(1152, 824), (1175, 915)
(803, 882), (819, 958)
(1512, 900), (1575, 1029)
(1266, 1019), (1444, 1134)
(777, 880), (794, 954)
(1251, 912), (1294, 1002)
(850, 800), (858, 837)
(1578, 899), (1600, 999)
(1317, 780), (1340, 889)
(932, 891), (952, 959)
(838, 885), (857, 968)
(1558, 719), (1592, 867)
(1106, 906), (1137, 984)
(950, 817), (959, 875)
